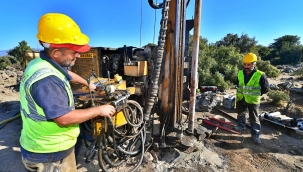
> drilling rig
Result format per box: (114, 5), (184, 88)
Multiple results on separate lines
(71, 0), (201, 171)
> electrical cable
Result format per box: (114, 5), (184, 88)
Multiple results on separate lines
(140, 0), (142, 47)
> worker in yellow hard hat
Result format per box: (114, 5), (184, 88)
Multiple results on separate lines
(19, 13), (116, 171)
(234, 53), (269, 144)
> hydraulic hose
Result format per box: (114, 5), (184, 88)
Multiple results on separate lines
(98, 125), (145, 171)
(123, 100), (144, 127)
(0, 113), (20, 129)
(98, 118), (124, 170)
(144, 0), (170, 121)
(148, 0), (163, 9)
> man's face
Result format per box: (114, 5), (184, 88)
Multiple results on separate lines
(243, 62), (255, 73)
(56, 49), (80, 67)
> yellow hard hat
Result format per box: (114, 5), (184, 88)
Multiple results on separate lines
(36, 13), (90, 48)
(243, 53), (257, 63)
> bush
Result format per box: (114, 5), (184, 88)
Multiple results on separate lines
(0, 55), (20, 70)
(198, 69), (229, 91)
(257, 60), (280, 78)
(267, 90), (290, 106)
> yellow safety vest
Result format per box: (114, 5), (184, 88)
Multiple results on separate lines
(236, 70), (263, 104)
(19, 57), (79, 153)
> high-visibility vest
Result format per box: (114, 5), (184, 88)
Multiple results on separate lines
(236, 70), (263, 104)
(19, 57), (79, 153)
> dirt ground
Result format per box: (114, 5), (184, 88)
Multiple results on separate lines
(1, 70), (303, 172)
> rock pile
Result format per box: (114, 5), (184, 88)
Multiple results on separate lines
(0, 66), (23, 85)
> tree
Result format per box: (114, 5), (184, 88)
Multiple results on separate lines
(279, 43), (302, 64)
(215, 33), (239, 47)
(7, 40), (31, 65)
(269, 35), (301, 50)
(257, 45), (272, 61)
(215, 33), (258, 54)
(237, 33), (257, 54)
(267, 35), (302, 64)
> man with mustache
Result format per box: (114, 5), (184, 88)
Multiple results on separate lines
(234, 53), (269, 144)
(19, 13), (116, 171)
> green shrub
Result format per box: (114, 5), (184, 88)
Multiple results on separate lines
(267, 90), (290, 106)
(198, 69), (229, 91)
(0, 55), (20, 70)
(257, 60), (280, 78)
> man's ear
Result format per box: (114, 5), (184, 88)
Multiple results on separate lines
(51, 49), (61, 59)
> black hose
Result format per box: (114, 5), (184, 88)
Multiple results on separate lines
(128, 131), (145, 172)
(148, 0), (163, 9)
(122, 100), (144, 127)
(186, 0), (190, 7)
(98, 119), (125, 170)
(144, 0), (170, 121)
(98, 124), (144, 171)
(114, 122), (145, 138)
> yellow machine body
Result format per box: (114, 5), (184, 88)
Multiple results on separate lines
(124, 61), (148, 77)
(92, 110), (127, 137)
(112, 111), (128, 128)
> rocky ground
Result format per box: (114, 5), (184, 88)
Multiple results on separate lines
(0, 66), (303, 172)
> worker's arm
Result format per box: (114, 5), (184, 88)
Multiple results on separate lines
(30, 76), (116, 126)
(259, 73), (269, 95)
(68, 70), (96, 91)
(54, 105), (116, 126)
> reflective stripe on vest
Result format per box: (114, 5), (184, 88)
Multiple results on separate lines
(236, 70), (263, 104)
(20, 57), (79, 153)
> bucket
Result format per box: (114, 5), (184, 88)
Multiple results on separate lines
(223, 95), (235, 109)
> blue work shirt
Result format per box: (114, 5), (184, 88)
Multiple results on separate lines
(21, 51), (75, 162)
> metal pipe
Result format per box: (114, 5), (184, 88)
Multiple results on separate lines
(174, 0), (186, 130)
(187, 0), (202, 133)
(173, 0), (181, 129)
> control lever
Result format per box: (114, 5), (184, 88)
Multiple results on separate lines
(92, 69), (99, 81)
(87, 77), (95, 107)
(91, 69), (105, 90)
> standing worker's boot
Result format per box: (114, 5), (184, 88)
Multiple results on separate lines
(234, 125), (246, 132)
(252, 135), (261, 144)
(234, 111), (247, 132)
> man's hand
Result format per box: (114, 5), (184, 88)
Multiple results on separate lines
(97, 105), (116, 118)
(88, 82), (97, 92)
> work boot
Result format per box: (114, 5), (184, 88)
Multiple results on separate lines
(233, 125), (246, 132)
(252, 135), (261, 144)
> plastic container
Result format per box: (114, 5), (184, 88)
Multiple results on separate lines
(222, 95), (235, 109)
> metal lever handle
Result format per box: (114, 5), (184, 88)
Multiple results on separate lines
(87, 77), (95, 107)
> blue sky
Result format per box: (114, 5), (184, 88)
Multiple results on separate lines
(0, 0), (302, 51)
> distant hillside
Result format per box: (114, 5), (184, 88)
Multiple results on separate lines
(0, 50), (8, 56)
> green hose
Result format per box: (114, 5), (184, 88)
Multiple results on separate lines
(0, 113), (20, 125)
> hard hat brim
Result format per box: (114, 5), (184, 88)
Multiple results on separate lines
(40, 42), (91, 53)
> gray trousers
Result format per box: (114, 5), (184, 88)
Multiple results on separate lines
(22, 149), (77, 172)
(236, 100), (261, 137)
